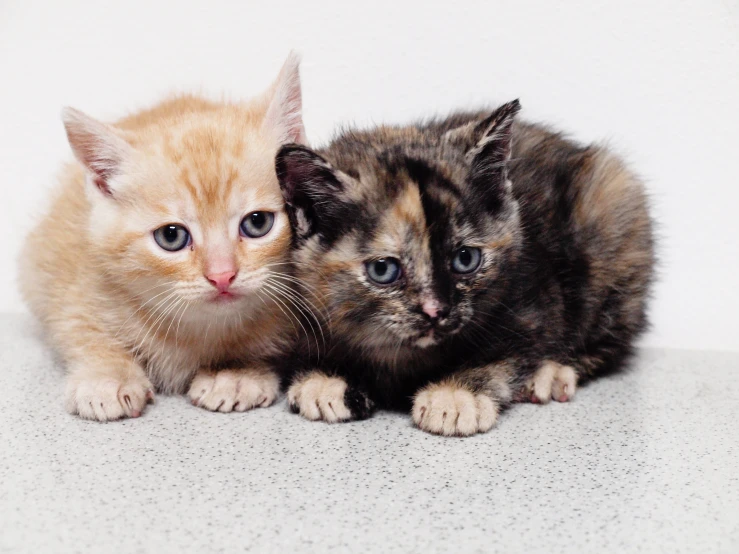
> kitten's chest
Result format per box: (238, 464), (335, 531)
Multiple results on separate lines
(122, 309), (288, 379)
(344, 348), (449, 407)
(148, 321), (286, 364)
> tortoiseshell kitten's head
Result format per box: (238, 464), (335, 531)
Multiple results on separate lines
(277, 100), (523, 365)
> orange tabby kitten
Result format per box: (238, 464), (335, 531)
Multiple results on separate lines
(19, 53), (306, 421)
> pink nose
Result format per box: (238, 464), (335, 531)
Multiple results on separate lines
(421, 299), (448, 320)
(206, 271), (236, 293)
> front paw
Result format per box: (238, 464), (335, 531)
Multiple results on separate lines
(188, 368), (280, 412)
(65, 367), (154, 422)
(287, 372), (372, 423)
(412, 382), (499, 436)
(521, 361), (578, 404)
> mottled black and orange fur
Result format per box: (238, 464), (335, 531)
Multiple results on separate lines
(276, 100), (655, 435)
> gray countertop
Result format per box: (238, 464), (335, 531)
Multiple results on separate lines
(1, 313), (737, 553)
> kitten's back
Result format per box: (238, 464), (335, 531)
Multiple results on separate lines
(509, 121), (654, 374)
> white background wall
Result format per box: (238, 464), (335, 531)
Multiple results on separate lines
(0, 0), (737, 351)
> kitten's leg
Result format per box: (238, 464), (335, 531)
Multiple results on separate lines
(412, 361), (515, 437)
(63, 343), (154, 422)
(188, 366), (280, 413)
(520, 360), (578, 404)
(287, 371), (374, 423)
(47, 312), (155, 421)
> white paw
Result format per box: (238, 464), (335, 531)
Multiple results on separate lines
(65, 370), (154, 422)
(188, 368), (280, 413)
(412, 383), (499, 437)
(524, 361), (578, 404)
(287, 373), (352, 423)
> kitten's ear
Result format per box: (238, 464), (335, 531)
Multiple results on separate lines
(276, 144), (354, 241)
(445, 99), (521, 212)
(261, 51), (307, 145)
(62, 107), (132, 197)
(467, 99), (520, 162)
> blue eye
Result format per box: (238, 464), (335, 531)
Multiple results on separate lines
(153, 224), (190, 252)
(451, 247), (481, 274)
(240, 211), (275, 238)
(365, 258), (402, 285)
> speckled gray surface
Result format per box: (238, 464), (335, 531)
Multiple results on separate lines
(1, 313), (738, 553)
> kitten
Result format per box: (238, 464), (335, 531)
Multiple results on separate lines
(20, 53), (307, 421)
(275, 99), (655, 436)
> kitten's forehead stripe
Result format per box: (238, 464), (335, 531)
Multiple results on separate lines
(419, 187), (458, 304)
(178, 168), (199, 206)
(391, 181), (427, 235)
(405, 157), (463, 201)
(370, 182), (427, 261)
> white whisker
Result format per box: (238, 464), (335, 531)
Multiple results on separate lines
(264, 280), (324, 357)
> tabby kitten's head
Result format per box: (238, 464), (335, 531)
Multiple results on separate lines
(277, 100), (523, 362)
(63, 54), (306, 321)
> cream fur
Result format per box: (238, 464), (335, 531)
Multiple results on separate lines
(525, 360), (578, 403)
(413, 382), (499, 436)
(188, 367), (280, 412)
(287, 372), (353, 423)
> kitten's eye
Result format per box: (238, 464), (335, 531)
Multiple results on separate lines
(153, 224), (190, 252)
(365, 258), (402, 285)
(240, 211), (275, 238)
(451, 247), (482, 274)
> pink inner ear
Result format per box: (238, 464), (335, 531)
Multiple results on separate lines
(283, 80), (304, 143)
(263, 53), (307, 145)
(93, 176), (113, 197)
(267, 79), (305, 144)
(63, 107), (131, 198)
(86, 157), (118, 197)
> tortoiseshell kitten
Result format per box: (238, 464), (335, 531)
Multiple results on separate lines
(275, 100), (654, 436)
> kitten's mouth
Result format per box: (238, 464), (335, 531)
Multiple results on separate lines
(211, 291), (240, 303)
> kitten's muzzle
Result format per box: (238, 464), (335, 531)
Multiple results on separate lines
(416, 310), (457, 340)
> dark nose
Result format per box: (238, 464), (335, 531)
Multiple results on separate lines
(435, 305), (450, 321)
